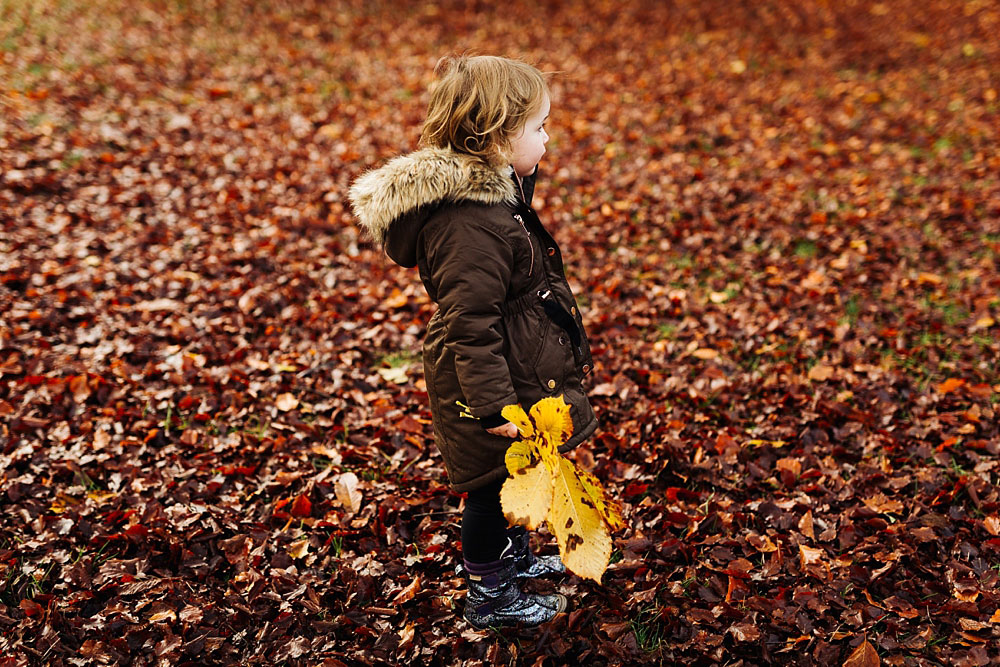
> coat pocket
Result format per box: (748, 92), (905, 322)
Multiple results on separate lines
(503, 308), (546, 391)
(531, 315), (573, 393)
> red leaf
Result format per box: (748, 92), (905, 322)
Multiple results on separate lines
(126, 524), (149, 539)
(623, 482), (648, 498)
(177, 395), (196, 410)
(20, 599), (43, 617)
(290, 494), (312, 518)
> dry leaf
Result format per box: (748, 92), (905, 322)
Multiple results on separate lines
(808, 364), (835, 381)
(843, 637), (880, 667)
(287, 538), (309, 559)
(275, 393), (299, 411)
(937, 378), (965, 394)
(500, 395), (624, 583)
(335, 472), (363, 514)
(799, 510), (815, 540)
(376, 366), (409, 384)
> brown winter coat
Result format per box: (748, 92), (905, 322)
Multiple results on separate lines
(349, 147), (597, 492)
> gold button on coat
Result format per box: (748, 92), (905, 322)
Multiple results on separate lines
(547, 379), (556, 389)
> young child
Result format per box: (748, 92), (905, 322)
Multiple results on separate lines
(349, 55), (596, 628)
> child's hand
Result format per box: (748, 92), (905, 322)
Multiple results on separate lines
(486, 422), (519, 438)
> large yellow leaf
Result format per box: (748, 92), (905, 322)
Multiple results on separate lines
(504, 439), (535, 475)
(500, 394), (625, 584)
(576, 465), (625, 531)
(500, 462), (551, 530)
(529, 396), (573, 448)
(501, 403), (534, 438)
(548, 457), (613, 583)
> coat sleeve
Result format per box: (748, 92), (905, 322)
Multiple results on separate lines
(423, 212), (518, 418)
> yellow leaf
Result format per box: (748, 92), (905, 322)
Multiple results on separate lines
(500, 462), (552, 530)
(504, 439), (536, 475)
(287, 538), (309, 560)
(529, 396), (573, 449)
(501, 403), (534, 438)
(576, 466), (625, 530)
(500, 394), (625, 584)
(549, 457), (613, 583)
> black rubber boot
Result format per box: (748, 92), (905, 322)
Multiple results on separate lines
(504, 526), (567, 579)
(462, 557), (567, 628)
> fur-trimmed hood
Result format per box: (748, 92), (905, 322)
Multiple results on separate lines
(348, 147), (520, 268)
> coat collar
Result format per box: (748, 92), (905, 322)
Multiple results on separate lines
(349, 147), (519, 247)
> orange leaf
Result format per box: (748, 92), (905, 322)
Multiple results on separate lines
(917, 272), (943, 285)
(843, 637), (880, 667)
(808, 364), (835, 382)
(937, 378), (965, 394)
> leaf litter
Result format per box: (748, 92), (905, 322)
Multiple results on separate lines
(2, 0), (999, 665)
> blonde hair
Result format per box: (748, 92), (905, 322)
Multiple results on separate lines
(420, 55), (549, 166)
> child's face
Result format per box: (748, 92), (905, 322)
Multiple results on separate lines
(509, 93), (550, 177)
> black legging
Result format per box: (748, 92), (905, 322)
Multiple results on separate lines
(461, 477), (509, 564)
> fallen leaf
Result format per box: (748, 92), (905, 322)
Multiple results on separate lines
(808, 364), (835, 381)
(275, 393), (299, 411)
(391, 575), (421, 605)
(843, 637), (880, 667)
(335, 472), (363, 514)
(287, 537), (309, 559)
(937, 378), (965, 394)
(376, 366), (409, 384)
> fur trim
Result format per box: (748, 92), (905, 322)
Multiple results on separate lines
(349, 147), (518, 245)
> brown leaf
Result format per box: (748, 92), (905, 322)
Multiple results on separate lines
(798, 510), (815, 540)
(843, 637), (880, 667)
(391, 575), (421, 605)
(728, 622), (760, 642)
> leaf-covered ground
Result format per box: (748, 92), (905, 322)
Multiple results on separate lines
(2, 1), (999, 665)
